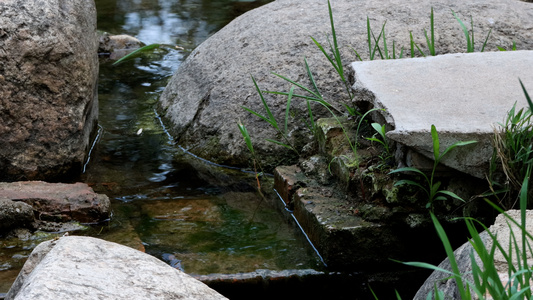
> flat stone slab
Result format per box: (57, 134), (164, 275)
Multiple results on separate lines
(352, 50), (533, 178)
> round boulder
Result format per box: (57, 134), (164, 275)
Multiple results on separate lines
(159, 0), (533, 170)
(0, 0), (99, 181)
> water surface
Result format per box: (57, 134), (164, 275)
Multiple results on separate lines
(1, 0), (323, 294)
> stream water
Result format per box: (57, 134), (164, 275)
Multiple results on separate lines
(0, 0), (333, 297)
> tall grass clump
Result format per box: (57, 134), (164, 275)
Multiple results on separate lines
(245, 0), (362, 164)
(490, 81), (533, 209)
(401, 171), (533, 300)
(242, 77), (300, 155)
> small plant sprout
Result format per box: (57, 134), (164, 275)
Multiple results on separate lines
(498, 41), (517, 51)
(366, 122), (391, 156)
(389, 125), (477, 209)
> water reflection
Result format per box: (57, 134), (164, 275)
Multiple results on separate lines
(85, 0), (318, 276)
(95, 0), (272, 48)
(1, 0), (321, 293)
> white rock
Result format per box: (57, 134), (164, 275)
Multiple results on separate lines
(6, 236), (227, 300)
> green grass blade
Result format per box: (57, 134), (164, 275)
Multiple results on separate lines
(389, 167), (427, 177)
(431, 124), (440, 162)
(451, 10), (473, 52)
(310, 36), (341, 76)
(519, 79), (533, 112)
(401, 261), (457, 276)
(370, 123), (386, 140)
(440, 140), (477, 159)
(367, 17), (373, 60)
(430, 212), (468, 298)
(366, 137), (386, 147)
(242, 106), (275, 127)
(470, 16), (475, 52)
(410, 31), (415, 58)
(271, 72), (323, 100)
(350, 46), (364, 61)
(284, 86), (294, 135)
(251, 76), (279, 131)
(380, 21), (389, 59)
(393, 179), (429, 195)
(423, 8), (436, 56)
(437, 190), (466, 202)
(305, 57), (322, 98)
(414, 42), (426, 57)
(395, 290), (402, 300)
(371, 25), (385, 59)
(481, 28), (492, 52)
(237, 122), (254, 155)
(307, 99), (315, 132)
(369, 286), (379, 300)
(430, 7), (435, 55)
(112, 43), (161, 65)
(265, 91), (325, 104)
(328, 0), (344, 79)
(265, 139), (293, 150)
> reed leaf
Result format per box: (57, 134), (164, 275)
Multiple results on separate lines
(112, 43), (161, 65)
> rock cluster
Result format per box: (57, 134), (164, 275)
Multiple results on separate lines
(159, 0), (533, 170)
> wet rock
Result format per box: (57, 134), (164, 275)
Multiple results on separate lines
(6, 236), (227, 300)
(273, 165), (307, 207)
(0, 181), (110, 224)
(98, 32), (144, 60)
(0, 0), (99, 181)
(293, 186), (387, 269)
(159, 0), (533, 170)
(0, 199), (34, 233)
(31, 220), (87, 233)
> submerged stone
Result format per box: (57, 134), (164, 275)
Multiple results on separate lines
(0, 181), (110, 224)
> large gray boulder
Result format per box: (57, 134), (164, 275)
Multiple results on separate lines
(0, 0), (99, 181)
(159, 0), (533, 170)
(6, 236), (228, 300)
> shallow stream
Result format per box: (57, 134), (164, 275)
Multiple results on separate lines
(1, 0), (330, 297)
